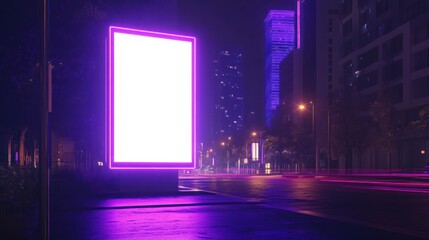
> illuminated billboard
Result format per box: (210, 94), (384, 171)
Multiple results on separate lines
(108, 26), (196, 169)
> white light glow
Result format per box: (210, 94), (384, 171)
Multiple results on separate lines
(108, 27), (196, 168)
(252, 142), (259, 161)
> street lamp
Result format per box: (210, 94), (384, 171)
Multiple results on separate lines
(221, 137), (232, 174)
(205, 148), (214, 173)
(250, 132), (259, 162)
(298, 102), (314, 137)
(421, 149), (427, 166)
(251, 131), (264, 174)
(298, 101), (317, 174)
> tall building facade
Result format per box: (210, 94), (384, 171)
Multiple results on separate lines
(278, 0), (341, 171)
(213, 49), (244, 142)
(265, 10), (296, 128)
(337, 0), (429, 170)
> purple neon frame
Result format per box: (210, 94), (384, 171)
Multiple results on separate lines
(107, 26), (196, 169)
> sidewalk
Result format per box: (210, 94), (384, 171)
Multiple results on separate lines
(51, 187), (423, 240)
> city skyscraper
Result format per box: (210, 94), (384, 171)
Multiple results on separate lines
(265, 10), (296, 128)
(336, 0), (429, 170)
(213, 49), (244, 142)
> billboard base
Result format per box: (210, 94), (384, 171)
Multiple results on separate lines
(117, 170), (178, 195)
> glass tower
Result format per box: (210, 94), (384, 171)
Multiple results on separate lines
(265, 10), (296, 128)
(213, 49), (244, 141)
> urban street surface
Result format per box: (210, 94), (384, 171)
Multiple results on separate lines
(180, 174), (429, 239)
(50, 173), (429, 240)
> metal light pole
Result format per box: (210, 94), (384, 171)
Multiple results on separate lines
(40, 0), (50, 239)
(298, 102), (317, 174)
(310, 101), (317, 175)
(221, 138), (231, 174)
(227, 137), (231, 174)
(260, 133), (264, 167)
(251, 131), (264, 174)
(226, 148), (230, 174)
(199, 143), (203, 173)
(328, 109), (331, 174)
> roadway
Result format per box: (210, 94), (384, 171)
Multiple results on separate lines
(179, 174), (429, 239)
(48, 173), (429, 239)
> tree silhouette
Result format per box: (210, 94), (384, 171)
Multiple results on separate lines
(330, 88), (370, 172)
(369, 93), (400, 170)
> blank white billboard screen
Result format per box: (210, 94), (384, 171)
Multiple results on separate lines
(108, 26), (196, 169)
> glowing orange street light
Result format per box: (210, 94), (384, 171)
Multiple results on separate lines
(298, 101), (317, 174)
(220, 140), (231, 173)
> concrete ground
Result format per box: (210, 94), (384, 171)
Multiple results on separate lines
(51, 182), (424, 240)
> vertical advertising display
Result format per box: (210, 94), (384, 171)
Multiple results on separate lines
(108, 26), (196, 169)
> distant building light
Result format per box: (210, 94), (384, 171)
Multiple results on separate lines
(265, 162), (271, 174)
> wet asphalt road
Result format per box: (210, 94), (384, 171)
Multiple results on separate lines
(179, 175), (429, 239)
(49, 174), (429, 239)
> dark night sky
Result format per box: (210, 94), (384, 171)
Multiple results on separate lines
(0, 0), (295, 144)
(177, 0), (295, 142)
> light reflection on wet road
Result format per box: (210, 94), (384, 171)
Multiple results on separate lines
(51, 174), (429, 239)
(179, 175), (429, 239)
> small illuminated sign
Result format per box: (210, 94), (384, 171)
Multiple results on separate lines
(108, 26), (196, 169)
(252, 143), (259, 161)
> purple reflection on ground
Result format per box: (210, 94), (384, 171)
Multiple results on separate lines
(101, 205), (223, 240)
(108, 26), (196, 170)
(90, 194), (255, 240)
(98, 194), (242, 209)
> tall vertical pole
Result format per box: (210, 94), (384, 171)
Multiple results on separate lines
(199, 143), (203, 172)
(40, 0), (50, 239)
(260, 132), (264, 166)
(312, 102), (317, 174)
(328, 109), (330, 175)
(226, 148), (230, 174)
